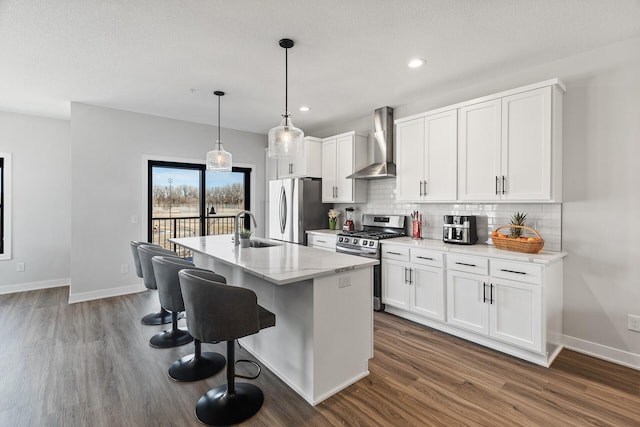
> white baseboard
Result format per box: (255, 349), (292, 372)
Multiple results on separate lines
(0, 278), (69, 295)
(563, 334), (640, 371)
(68, 283), (147, 304)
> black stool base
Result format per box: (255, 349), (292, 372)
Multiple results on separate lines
(150, 329), (194, 348)
(168, 352), (226, 382)
(196, 383), (264, 426)
(141, 310), (172, 325)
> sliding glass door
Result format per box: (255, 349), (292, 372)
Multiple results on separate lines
(148, 160), (251, 255)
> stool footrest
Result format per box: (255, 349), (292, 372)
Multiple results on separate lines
(234, 359), (261, 380)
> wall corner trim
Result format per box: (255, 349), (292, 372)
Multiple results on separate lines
(68, 283), (146, 304)
(0, 278), (69, 295)
(562, 334), (640, 371)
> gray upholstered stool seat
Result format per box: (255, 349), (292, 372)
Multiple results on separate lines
(149, 256), (195, 348)
(179, 269), (276, 427)
(136, 243), (179, 326)
(167, 266), (227, 382)
(130, 241), (172, 325)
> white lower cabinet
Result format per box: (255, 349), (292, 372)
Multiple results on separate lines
(382, 246), (445, 321)
(381, 242), (563, 367)
(306, 232), (337, 252)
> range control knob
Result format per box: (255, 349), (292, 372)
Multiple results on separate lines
(353, 239), (358, 244)
(338, 237), (344, 242)
(369, 241), (375, 247)
(362, 239), (368, 246)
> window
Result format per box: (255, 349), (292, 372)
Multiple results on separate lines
(0, 153), (12, 260)
(147, 160), (251, 256)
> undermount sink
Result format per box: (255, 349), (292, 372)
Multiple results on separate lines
(249, 241), (281, 248)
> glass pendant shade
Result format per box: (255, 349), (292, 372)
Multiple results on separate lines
(206, 90), (232, 172)
(268, 114), (304, 159)
(268, 38), (304, 159)
(206, 141), (232, 172)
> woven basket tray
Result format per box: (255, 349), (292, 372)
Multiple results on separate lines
(492, 225), (544, 254)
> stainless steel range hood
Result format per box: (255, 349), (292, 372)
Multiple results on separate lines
(346, 106), (395, 179)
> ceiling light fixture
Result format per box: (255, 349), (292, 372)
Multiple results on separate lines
(268, 38), (304, 159)
(206, 90), (232, 172)
(299, 106), (310, 112)
(408, 58), (426, 68)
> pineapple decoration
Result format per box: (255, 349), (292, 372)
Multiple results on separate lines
(510, 212), (528, 238)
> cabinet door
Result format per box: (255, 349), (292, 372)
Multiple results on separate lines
(411, 265), (445, 321)
(424, 110), (457, 201)
(335, 135), (354, 202)
(396, 118), (424, 201)
(489, 278), (542, 352)
(501, 87), (552, 201)
(458, 99), (502, 201)
(446, 270), (489, 335)
(277, 159), (293, 179)
(382, 259), (410, 310)
(321, 138), (337, 202)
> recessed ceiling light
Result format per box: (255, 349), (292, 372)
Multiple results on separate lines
(299, 106), (310, 112)
(408, 58), (426, 68)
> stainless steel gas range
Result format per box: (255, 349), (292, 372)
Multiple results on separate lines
(336, 214), (406, 311)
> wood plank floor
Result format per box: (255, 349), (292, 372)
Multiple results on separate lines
(1, 287), (639, 426)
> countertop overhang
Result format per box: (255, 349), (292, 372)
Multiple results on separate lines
(170, 234), (378, 285)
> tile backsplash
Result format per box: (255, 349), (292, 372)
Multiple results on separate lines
(335, 178), (562, 252)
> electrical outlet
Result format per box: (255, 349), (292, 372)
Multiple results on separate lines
(628, 314), (640, 333)
(120, 264), (129, 274)
(131, 215), (138, 224)
(16, 262), (25, 272)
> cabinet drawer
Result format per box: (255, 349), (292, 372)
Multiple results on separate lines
(382, 245), (410, 262)
(490, 259), (542, 285)
(411, 249), (444, 268)
(307, 234), (336, 250)
(446, 253), (489, 275)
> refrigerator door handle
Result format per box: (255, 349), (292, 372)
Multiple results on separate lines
(279, 185), (287, 234)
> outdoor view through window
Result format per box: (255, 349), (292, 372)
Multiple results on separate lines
(150, 164), (248, 255)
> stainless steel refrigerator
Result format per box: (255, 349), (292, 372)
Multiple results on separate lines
(268, 178), (330, 245)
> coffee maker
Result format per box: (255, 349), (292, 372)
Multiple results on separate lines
(443, 215), (478, 244)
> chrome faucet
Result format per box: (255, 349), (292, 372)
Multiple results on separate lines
(234, 210), (258, 246)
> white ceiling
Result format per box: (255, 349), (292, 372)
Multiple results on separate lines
(2, 0), (640, 135)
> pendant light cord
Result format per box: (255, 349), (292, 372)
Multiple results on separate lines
(217, 94), (221, 149)
(284, 46), (288, 117)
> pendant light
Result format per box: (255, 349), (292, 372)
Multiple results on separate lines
(206, 90), (232, 172)
(268, 38), (304, 159)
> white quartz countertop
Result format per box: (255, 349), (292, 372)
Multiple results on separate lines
(170, 234), (378, 285)
(383, 237), (566, 264)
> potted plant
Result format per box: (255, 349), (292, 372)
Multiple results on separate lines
(328, 209), (340, 230)
(239, 229), (252, 248)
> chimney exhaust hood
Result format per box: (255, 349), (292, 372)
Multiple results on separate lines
(346, 106), (395, 180)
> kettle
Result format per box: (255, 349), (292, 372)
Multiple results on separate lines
(343, 207), (355, 232)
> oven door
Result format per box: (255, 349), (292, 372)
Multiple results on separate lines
(335, 245), (378, 258)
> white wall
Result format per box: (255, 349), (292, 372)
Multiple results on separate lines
(311, 36), (640, 368)
(0, 111), (71, 292)
(69, 103), (266, 302)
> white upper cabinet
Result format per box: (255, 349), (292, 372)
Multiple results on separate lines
(321, 131), (368, 203)
(458, 99), (503, 201)
(276, 136), (322, 179)
(458, 84), (563, 202)
(394, 79), (564, 203)
(396, 109), (457, 201)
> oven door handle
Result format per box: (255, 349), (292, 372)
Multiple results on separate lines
(336, 246), (377, 257)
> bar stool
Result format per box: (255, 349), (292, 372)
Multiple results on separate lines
(137, 244), (179, 325)
(168, 267), (228, 382)
(179, 269), (276, 426)
(149, 256), (195, 348)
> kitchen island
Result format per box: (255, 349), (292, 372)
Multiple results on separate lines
(170, 234), (378, 405)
